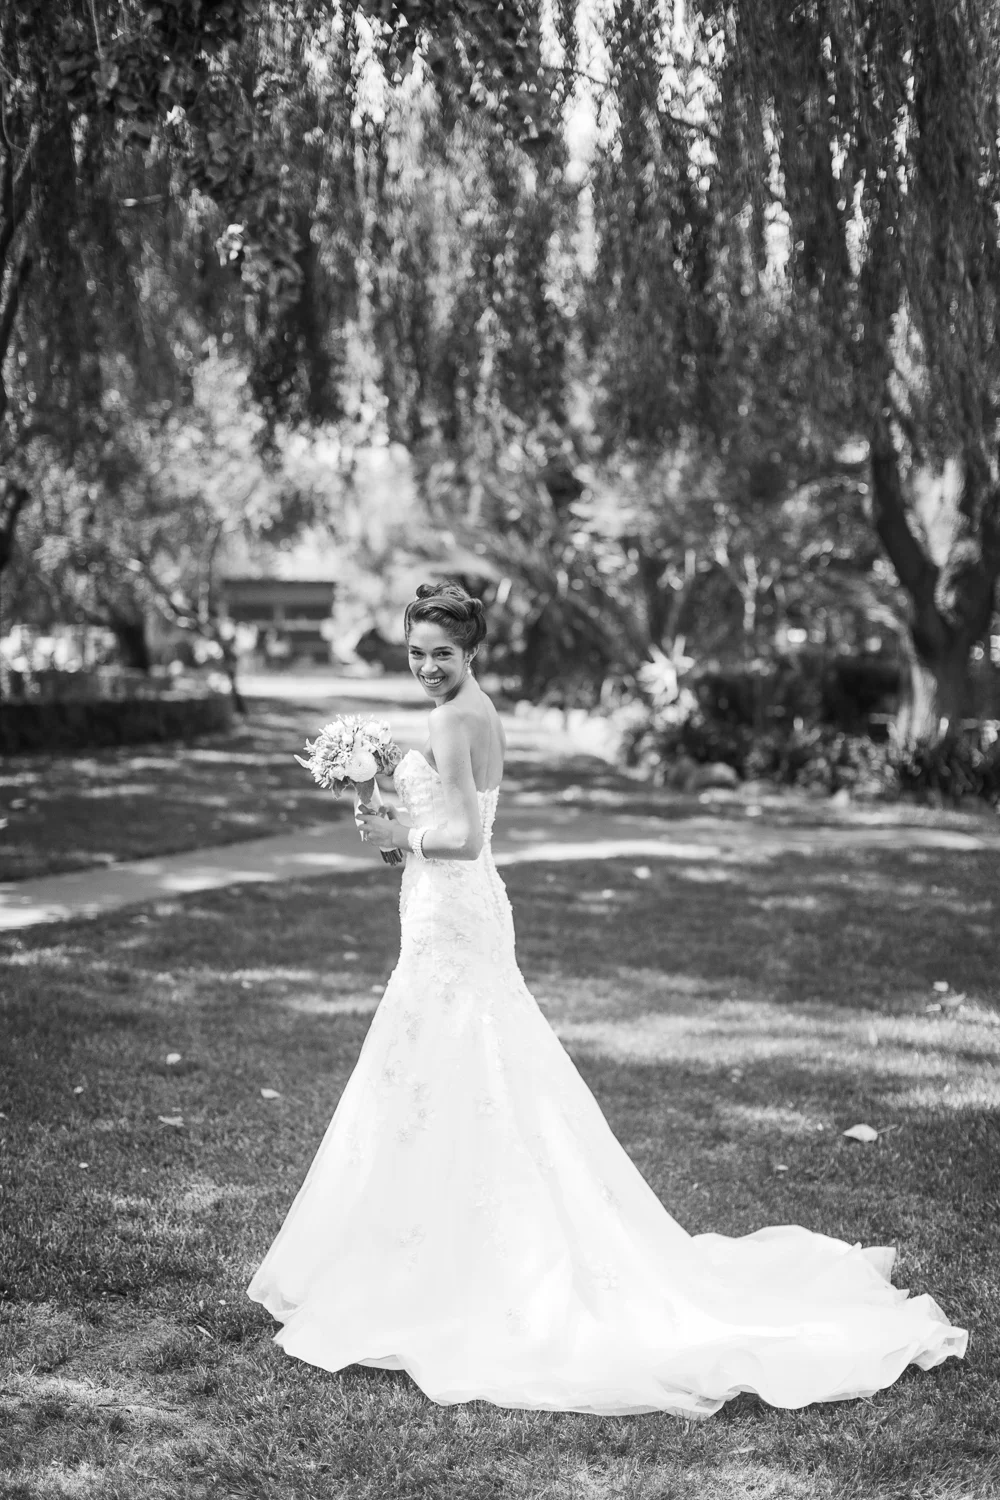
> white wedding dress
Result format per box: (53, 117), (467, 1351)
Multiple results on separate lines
(247, 750), (967, 1417)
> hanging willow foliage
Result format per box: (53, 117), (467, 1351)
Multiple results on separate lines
(581, 0), (1000, 737)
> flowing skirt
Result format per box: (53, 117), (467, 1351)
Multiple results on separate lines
(247, 850), (967, 1417)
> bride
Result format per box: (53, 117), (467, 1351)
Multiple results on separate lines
(247, 581), (967, 1418)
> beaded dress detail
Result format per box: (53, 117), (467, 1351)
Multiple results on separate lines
(247, 750), (966, 1417)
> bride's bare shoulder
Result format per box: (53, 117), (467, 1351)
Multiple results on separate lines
(430, 695), (497, 752)
(428, 701), (475, 745)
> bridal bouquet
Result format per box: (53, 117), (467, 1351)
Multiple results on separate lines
(295, 716), (405, 866)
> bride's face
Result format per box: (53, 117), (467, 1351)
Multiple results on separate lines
(407, 621), (471, 702)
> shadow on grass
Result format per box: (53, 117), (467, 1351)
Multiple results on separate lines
(0, 698), (356, 882)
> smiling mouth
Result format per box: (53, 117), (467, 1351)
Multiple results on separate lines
(421, 675), (445, 686)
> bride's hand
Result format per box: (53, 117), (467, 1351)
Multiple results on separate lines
(354, 802), (409, 829)
(354, 797), (387, 831)
(356, 808), (406, 850)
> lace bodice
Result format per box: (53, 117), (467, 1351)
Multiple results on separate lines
(393, 749), (499, 845)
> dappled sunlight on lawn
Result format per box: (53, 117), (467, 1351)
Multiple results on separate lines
(749, 892), (825, 912)
(216, 964), (325, 984)
(56, 781), (161, 800)
(175, 1179), (259, 1215)
(672, 864), (752, 885)
(284, 992), (382, 1017)
(719, 1102), (827, 1137)
(532, 968), (737, 1023)
(552, 996), (1000, 1080)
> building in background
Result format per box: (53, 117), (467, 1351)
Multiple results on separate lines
(219, 577), (336, 666)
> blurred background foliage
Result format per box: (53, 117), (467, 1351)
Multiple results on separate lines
(2, 0), (999, 794)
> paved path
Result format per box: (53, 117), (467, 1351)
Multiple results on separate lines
(2, 791), (997, 930)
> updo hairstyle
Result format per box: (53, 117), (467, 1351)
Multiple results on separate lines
(404, 581), (488, 653)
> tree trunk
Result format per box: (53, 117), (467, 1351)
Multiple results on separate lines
(896, 636), (973, 747)
(869, 416), (1000, 748)
(219, 638), (247, 716)
(109, 614), (152, 672)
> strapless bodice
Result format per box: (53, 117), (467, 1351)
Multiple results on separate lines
(393, 749), (499, 844)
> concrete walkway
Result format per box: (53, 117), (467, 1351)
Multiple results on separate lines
(2, 792), (997, 930)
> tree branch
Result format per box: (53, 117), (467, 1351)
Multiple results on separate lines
(0, 240), (32, 372)
(0, 121), (40, 273)
(0, 479), (31, 571)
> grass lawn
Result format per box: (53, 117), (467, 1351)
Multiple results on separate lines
(0, 697), (362, 883)
(1, 825), (998, 1498)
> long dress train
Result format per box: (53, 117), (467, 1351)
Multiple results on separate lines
(247, 750), (967, 1418)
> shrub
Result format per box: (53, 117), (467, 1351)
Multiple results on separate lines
(891, 725), (1000, 807)
(0, 694), (233, 755)
(619, 696), (893, 796)
(620, 694), (1000, 805)
(743, 725), (893, 793)
(688, 653), (901, 732)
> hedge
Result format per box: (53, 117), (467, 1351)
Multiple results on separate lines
(691, 654), (901, 732)
(0, 694), (233, 755)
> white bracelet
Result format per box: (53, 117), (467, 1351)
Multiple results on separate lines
(407, 826), (429, 860)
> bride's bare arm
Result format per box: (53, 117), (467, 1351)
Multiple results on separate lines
(357, 708), (483, 860)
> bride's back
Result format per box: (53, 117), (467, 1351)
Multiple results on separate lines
(435, 681), (505, 793)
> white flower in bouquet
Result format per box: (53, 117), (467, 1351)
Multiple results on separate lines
(341, 746), (378, 783)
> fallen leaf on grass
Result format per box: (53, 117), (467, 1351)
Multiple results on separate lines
(842, 1123), (879, 1143)
(79, 1162), (89, 1170)
(773, 1164), (789, 1174)
(195, 1324), (215, 1339)
(165, 1053), (181, 1066)
(260, 1088), (281, 1100)
(158, 1115), (184, 1128)
(343, 951), (359, 962)
(632, 866), (652, 880)
(73, 1085), (85, 1095)
(933, 980), (950, 993)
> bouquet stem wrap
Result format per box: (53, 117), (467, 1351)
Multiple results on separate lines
(354, 778), (404, 866)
